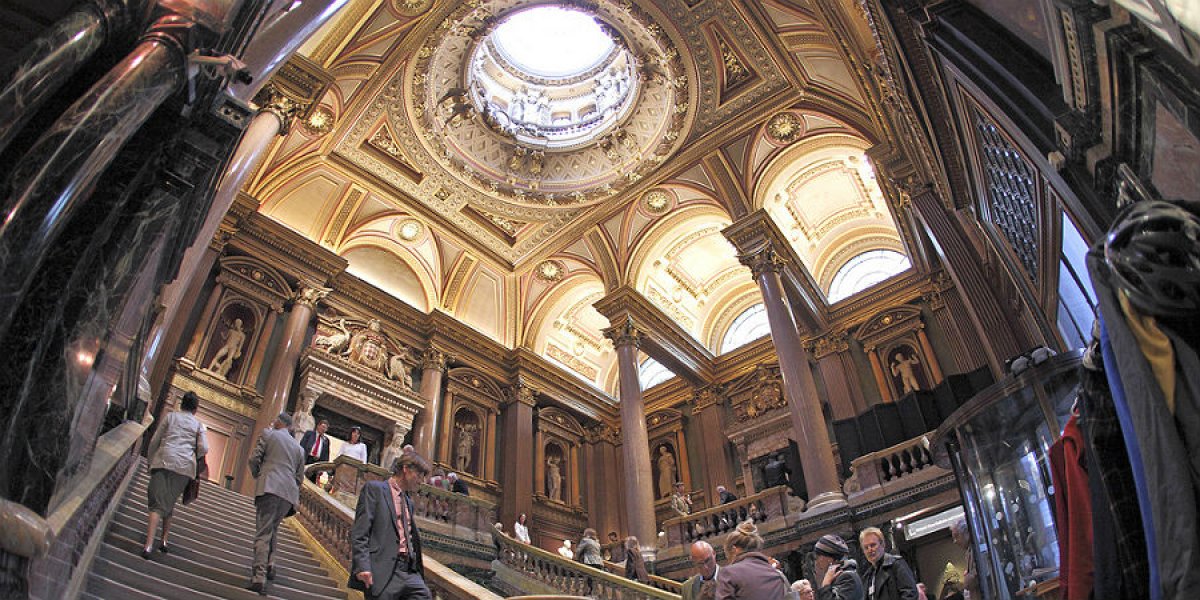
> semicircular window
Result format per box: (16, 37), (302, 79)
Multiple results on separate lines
(470, 5), (638, 148)
(720, 304), (770, 353)
(638, 357), (674, 390)
(827, 250), (911, 303)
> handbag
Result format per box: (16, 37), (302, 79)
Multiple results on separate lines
(182, 457), (209, 505)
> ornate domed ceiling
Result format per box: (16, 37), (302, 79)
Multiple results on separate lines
(254, 0), (918, 394)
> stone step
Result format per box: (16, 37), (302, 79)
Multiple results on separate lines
(108, 512), (323, 571)
(132, 466), (258, 509)
(91, 555), (228, 600)
(115, 497), (313, 556)
(99, 538), (345, 600)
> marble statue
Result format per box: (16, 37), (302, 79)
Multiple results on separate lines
(381, 427), (406, 469)
(455, 425), (476, 472)
(656, 445), (677, 499)
(207, 318), (247, 378)
(293, 392), (316, 442)
(546, 455), (562, 502)
(891, 350), (922, 394)
(312, 318), (350, 354)
(348, 319), (388, 372)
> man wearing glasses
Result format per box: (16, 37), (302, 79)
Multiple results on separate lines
(682, 540), (720, 600)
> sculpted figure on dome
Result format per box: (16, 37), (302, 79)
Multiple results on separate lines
(348, 319), (388, 372)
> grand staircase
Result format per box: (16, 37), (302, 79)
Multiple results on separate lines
(84, 462), (347, 599)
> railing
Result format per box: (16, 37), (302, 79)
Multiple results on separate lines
(600, 560), (683, 595)
(495, 531), (680, 599)
(296, 479), (503, 600)
(843, 434), (938, 495)
(307, 456), (498, 533)
(661, 485), (793, 547)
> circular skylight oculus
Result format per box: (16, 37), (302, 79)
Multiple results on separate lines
(490, 7), (615, 78)
(468, 5), (638, 148)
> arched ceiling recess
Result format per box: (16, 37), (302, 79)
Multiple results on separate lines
(625, 202), (753, 353)
(704, 280), (767, 352)
(337, 214), (442, 312)
(525, 274), (616, 395)
(753, 132), (907, 298)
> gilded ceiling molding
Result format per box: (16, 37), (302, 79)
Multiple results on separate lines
(813, 232), (908, 291)
(603, 316), (642, 349)
(595, 286), (715, 382)
(703, 283), (765, 351)
(622, 202), (733, 285)
(689, 384), (725, 412)
(252, 55), (336, 135)
(230, 212), (348, 284)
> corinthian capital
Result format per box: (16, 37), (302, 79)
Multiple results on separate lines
(738, 248), (788, 278)
(421, 348), (447, 371)
(505, 383), (538, 407)
(603, 317), (641, 349)
(294, 286), (330, 308)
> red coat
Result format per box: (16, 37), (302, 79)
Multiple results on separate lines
(1049, 414), (1093, 600)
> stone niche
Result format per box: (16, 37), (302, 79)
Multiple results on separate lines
(855, 305), (943, 403)
(532, 405), (588, 546)
(439, 367), (503, 496)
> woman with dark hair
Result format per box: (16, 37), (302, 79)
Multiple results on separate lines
(624, 536), (650, 584)
(715, 520), (788, 599)
(143, 391), (208, 558)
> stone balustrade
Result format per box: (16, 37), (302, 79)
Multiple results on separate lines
(494, 531), (680, 599)
(599, 560), (683, 595)
(306, 456), (498, 535)
(661, 485), (794, 547)
(296, 479), (502, 599)
(843, 434), (938, 496)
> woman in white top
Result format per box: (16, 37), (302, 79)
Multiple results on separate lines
(336, 426), (368, 462)
(514, 512), (531, 543)
(144, 391), (208, 558)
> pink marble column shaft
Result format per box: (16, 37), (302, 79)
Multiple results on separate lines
(609, 324), (658, 556)
(412, 350), (445, 460)
(747, 252), (846, 510)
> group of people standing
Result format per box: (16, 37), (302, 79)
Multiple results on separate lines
(144, 395), (437, 599)
(680, 523), (920, 600)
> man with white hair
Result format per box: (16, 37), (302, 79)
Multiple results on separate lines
(448, 471), (469, 495)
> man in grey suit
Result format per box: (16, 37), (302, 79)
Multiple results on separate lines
(247, 412), (305, 595)
(349, 447), (432, 600)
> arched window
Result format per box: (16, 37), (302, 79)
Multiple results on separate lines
(720, 304), (770, 353)
(827, 250), (911, 303)
(638, 357), (673, 390)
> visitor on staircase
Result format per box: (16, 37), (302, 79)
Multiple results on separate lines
(350, 447), (434, 600)
(247, 411), (306, 595)
(142, 391), (208, 559)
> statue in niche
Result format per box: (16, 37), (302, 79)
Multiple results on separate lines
(546, 454), (562, 502)
(890, 347), (922, 395)
(656, 445), (677, 499)
(455, 423), (478, 473)
(387, 349), (413, 389)
(348, 319), (388, 372)
(381, 425), (406, 470)
(207, 318), (247, 378)
(292, 392), (316, 442)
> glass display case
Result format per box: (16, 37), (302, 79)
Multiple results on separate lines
(933, 350), (1082, 600)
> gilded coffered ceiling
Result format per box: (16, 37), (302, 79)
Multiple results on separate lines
(246, 0), (915, 395)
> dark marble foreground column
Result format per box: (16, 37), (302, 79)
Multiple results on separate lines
(227, 0), (350, 104)
(0, 0), (150, 155)
(0, 15), (193, 348)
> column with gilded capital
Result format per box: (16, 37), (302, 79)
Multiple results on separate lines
(499, 383), (536, 531)
(811, 332), (865, 420)
(411, 348), (447, 459)
(605, 319), (658, 556)
(253, 286), (326, 434)
(739, 250), (845, 510)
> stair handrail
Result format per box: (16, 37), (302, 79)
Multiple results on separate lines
(296, 478), (503, 600)
(495, 530), (680, 599)
(600, 559), (684, 594)
(841, 432), (939, 495)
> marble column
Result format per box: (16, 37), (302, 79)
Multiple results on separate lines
(605, 319), (658, 558)
(411, 349), (446, 460)
(909, 189), (1021, 376)
(251, 286), (325, 445)
(0, 0), (148, 155)
(499, 384), (536, 531)
(226, 0), (350, 104)
(740, 250), (846, 510)
(691, 387), (734, 506)
(813, 333), (864, 419)
(0, 14), (194, 347)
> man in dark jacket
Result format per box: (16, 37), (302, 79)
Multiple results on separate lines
(859, 527), (917, 600)
(299, 419), (331, 465)
(813, 534), (864, 600)
(349, 447), (432, 600)
(717, 485), (738, 504)
(448, 471), (469, 495)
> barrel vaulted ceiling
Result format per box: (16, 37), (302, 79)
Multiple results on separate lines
(246, 0), (912, 396)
